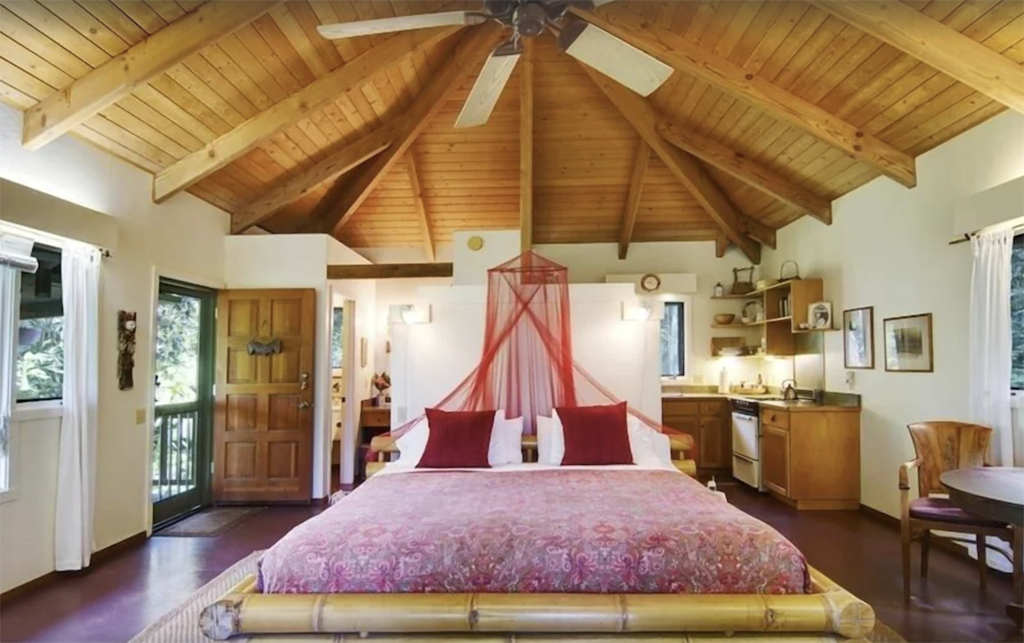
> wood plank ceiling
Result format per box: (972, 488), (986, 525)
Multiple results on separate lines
(1, 0), (1021, 260)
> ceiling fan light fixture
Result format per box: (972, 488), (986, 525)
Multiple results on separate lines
(455, 46), (522, 129)
(558, 21), (673, 97)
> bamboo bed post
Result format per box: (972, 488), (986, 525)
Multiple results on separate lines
(200, 567), (874, 641)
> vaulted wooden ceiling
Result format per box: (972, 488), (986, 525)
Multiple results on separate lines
(1, 0), (1021, 264)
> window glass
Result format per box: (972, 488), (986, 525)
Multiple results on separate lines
(155, 292), (201, 405)
(331, 307), (344, 370)
(660, 302), (686, 377)
(16, 245), (63, 402)
(1012, 233), (1023, 390)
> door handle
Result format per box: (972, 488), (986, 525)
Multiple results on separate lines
(300, 373), (310, 391)
(297, 401), (313, 410)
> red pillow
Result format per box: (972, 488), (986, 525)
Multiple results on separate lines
(556, 402), (633, 466)
(417, 408), (496, 469)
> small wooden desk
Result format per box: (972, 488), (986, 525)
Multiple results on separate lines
(942, 467), (1024, 627)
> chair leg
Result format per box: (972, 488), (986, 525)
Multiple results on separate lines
(978, 535), (988, 591)
(920, 530), (930, 578)
(902, 520), (912, 603)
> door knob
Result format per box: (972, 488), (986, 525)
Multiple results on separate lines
(297, 401), (312, 410)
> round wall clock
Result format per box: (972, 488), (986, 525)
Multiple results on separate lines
(640, 273), (661, 292)
(467, 235), (485, 252)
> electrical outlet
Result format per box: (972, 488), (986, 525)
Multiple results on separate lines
(135, 409), (146, 425)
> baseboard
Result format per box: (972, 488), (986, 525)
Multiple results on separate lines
(0, 531), (147, 603)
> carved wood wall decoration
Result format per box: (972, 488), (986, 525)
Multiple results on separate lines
(117, 311), (137, 391)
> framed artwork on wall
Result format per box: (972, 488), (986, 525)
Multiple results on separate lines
(808, 301), (833, 329)
(843, 307), (874, 369)
(884, 313), (934, 372)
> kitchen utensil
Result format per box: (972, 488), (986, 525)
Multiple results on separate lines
(714, 313), (735, 325)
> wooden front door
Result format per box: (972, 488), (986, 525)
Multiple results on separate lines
(214, 289), (315, 503)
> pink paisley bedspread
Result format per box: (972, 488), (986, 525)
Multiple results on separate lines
(257, 469), (810, 594)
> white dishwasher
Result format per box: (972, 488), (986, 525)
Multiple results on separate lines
(731, 398), (764, 491)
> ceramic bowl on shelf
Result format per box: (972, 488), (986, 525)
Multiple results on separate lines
(718, 347), (744, 357)
(714, 314), (736, 325)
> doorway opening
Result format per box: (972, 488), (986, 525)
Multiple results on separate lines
(151, 278), (216, 527)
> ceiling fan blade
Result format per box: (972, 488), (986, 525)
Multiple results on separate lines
(455, 45), (521, 129)
(317, 11), (484, 40)
(558, 21), (673, 96)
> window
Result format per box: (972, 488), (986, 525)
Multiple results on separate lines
(16, 244), (63, 403)
(1012, 233), (1023, 390)
(331, 307), (344, 371)
(660, 301), (686, 378)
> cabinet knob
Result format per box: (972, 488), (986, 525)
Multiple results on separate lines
(770, 414), (776, 422)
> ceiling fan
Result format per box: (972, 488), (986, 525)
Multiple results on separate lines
(316, 1), (673, 129)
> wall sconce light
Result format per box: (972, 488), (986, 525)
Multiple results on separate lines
(389, 304), (431, 325)
(622, 299), (663, 322)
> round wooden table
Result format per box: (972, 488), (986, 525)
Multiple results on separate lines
(941, 467), (1024, 627)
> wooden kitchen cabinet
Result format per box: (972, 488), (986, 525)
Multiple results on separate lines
(663, 398), (731, 475)
(760, 406), (860, 510)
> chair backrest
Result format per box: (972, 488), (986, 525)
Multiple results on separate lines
(907, 422), (992, 497)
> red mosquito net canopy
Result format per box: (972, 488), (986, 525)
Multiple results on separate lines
(390, 250), (681, 441)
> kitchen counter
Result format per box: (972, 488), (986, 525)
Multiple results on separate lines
(662, 391), (860, 412)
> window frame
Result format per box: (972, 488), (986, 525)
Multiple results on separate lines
(16, 242), (65, 404)
(659, 296), (692, 381)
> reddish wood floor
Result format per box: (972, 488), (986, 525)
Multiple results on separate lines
(0, 484), (1021, 643)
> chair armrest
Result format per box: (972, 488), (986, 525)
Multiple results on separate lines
(898, 458), (921, 491)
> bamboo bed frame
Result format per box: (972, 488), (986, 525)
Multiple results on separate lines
(199, 433), (875, 641)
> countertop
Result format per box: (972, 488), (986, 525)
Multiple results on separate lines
(662, 391), (860, 412)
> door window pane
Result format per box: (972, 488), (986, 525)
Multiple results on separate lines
(155, 293), (201, 405)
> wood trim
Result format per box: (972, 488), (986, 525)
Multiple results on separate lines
(0, 531), (147, 603)
(581, 64), (761, 264)
(327, 263), (453, 279)
(231, 126), (395, 234)
(715, 235), (728, 258)
(618, 140), (650, 260)
(152, 26), (461, 203)
(519, 39), (534, 253)
(317, 25), (507, 236)
(810, 0), (1024, 115)
(404, 152), (435, 263)
(21, 1), (278, 151)
(658, 120), (832, 225)
(574, 4), (918, 189)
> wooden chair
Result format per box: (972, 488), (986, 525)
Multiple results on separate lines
(900, 422), (1020, 603)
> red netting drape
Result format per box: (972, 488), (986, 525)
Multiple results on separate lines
(387, 250), (680, 443)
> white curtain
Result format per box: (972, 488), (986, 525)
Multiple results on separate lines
(968, 227), (1014, 466)
(54, 241), (100, 571)
(0, 234), (37, 470)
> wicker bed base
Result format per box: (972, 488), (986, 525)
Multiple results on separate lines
(199, 567), (874, 641)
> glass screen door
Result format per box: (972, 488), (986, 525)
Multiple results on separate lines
(152, 279), (216, 526)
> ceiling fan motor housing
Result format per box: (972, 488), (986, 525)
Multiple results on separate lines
(513, 2), (549, 37)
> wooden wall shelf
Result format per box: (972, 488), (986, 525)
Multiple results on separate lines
(710, 279), (826, 356)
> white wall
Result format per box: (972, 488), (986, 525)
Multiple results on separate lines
(762, 110), (1024, 518)
(0, 103), (229, 593)
(453, 230), (521, 285)
(373, 278), (451, 371)
(390, 283), (663, 427)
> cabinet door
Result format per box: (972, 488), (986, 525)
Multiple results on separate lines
(664, 415), (699, 465)
(761, 425), (790, 497)
(699, 416), (728, 469)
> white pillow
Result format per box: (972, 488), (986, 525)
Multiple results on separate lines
(395, 411), (522, 468)
(490, 413), (524, 466)
(628, 416), (672, 466)
(536, 414), (564, 465)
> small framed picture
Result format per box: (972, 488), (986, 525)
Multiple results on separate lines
(884, 313), (933, 373)
(808, 301), (833, 329)
(843, 307), (874, 369)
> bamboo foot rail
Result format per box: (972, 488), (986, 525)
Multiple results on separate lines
(199, 568), (874, 641)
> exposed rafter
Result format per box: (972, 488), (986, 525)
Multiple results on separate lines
(327, 263), (454, 279)
(230, 125), (396, 234)
(573, 4), (918, 189)
(520, 39), (534, 253)
(581, 65), (761, 264)
(315, 24), (507, 236)
(619, 140), (650, 260)
(152, 25), (461, 203)
(658, 120), (832, 225)
(21, 1), (278, 151)
(404, 151), (435, 263)
(810, 0), (1024, 115)
(715, 235), (729, 259)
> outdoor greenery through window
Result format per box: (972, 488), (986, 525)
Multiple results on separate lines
(1012, 233), (1023, 390)
(660, 302), (686, 378)
(16, 244), (63, 403)
(332, 307), (344, 370)
(155, 291), (201, 405)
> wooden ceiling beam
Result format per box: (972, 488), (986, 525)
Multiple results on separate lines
(715, 235), (729, 259)
(153, 25), (462, 203)
(520, 39), (534, 253)
(327, 263), (453, 279)
(230, 125), (396, 234)
(22, 1), (278, 150)
(619, 140), (650, 260)
(810, 1), (1024, 115)
(404, 151), (435, 263)
(658, 120), (832, 225)
(315, 24), (506, 236)
(573, 5), (918, 189)
(581, 64), (761, 264)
